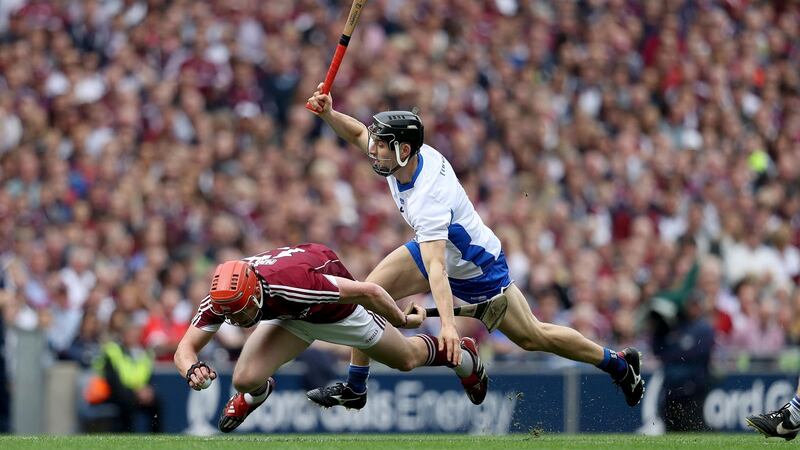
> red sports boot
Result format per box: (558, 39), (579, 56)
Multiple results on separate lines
(218, 377), (275, 433)
(458, 337), (488, 405)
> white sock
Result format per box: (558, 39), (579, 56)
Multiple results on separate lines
(454, 349), (474, 377)
(789, 396), (800, 426)
(244, 381), (270, 405)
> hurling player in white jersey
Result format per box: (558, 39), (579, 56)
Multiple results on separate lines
(307, 84), (644, 409)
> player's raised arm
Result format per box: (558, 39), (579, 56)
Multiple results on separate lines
(335, 276), (425, 328)
(419, 239), (461, 366)
(307, 82), (369, 153)
(174, 324), (218, 390)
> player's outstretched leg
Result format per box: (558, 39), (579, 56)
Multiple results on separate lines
(747, 404), (800, 441)
(306, 336), (489, 408)
(308, 325), (490, 408)
(218, 377), (276, 433)
(500, 284), (645, 406)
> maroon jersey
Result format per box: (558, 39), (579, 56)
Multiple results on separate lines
(192, 243), (356, 331)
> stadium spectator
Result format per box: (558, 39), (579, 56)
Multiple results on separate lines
(652, 290), (715, 432)
(0, 288), (9, 432)
(91, 318), (161, 433)
(695, 256), (735, 347)
(63, 309), (103, 368)
(729, 277), (787, 356)
(140, 286), (190, 361)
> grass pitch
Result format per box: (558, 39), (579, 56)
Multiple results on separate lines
(0, 433), (783, 449)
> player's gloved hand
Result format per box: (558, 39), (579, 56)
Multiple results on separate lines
(186, 361), (217, 391)
(439, 323), (461, 366)
(401, 303), (426, 329)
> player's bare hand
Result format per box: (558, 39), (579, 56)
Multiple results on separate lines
(439, 324), (461, 366)
(186, 361), (217, 391)
(401, 303), (426, 329)
(307, 82), (333, 116)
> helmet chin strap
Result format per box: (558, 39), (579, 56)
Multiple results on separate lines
(368, 138), (412, 177)
(394, 141), (411, 167)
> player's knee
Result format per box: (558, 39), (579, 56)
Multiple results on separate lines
(384, 355), (416, 372)
(397, 359), (417, 372)
(232, 371), (261, 393)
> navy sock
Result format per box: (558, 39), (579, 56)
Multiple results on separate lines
(346, 364), (370, 393)
(596, 348), (629, 380)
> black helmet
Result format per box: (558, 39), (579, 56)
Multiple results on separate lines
(366, 111), (424, 177)
(368, 110), (424, 154)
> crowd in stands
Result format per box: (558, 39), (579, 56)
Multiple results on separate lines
(0, 0), (799, 378)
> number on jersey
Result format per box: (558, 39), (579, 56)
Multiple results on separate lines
(245, 247), (305, 266)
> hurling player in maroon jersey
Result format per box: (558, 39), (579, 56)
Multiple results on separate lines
(174, 243), (488, 433)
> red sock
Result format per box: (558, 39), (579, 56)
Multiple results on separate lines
(415, 334), (455, 367)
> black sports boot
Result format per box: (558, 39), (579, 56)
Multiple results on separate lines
(747, 404), (800, 441)
(613, 347), (645, 407)
(306, 382), (367, 410)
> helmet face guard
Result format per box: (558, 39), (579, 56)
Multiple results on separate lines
(218, 293), (263, 327)
(367, 128), (404, 177)
(209, 260), (264, 328)
(366, 111), (424, 177)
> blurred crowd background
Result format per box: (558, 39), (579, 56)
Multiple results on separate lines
(1, 0), (800, 431)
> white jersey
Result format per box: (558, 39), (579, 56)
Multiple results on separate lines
(387, 145), (503, 280)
